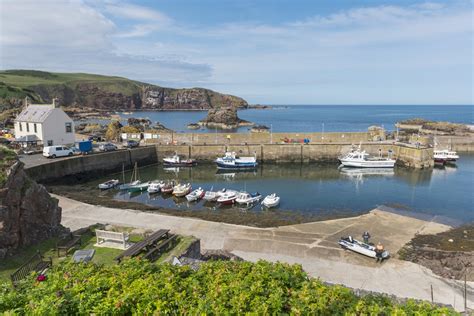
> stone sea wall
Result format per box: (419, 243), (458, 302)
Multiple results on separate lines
(26, 141), (433, 182)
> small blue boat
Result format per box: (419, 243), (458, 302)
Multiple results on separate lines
(215, 152), (258, 169)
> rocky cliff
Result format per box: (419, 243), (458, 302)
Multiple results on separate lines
(0, 70), (248, 114)
(198, 107), (253, 129)
(0, 148), (63, 258)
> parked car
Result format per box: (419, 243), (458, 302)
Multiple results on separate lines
(88, 134), (103, 142)
(123, 140), (139, 148)
(43, 146), (74, 158)
(99, 142), (118, 152)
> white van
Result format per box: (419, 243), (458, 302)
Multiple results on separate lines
(43, 146), (73, 158)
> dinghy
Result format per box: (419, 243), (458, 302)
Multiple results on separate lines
(98, 179), (119, 190)
(262, 193), (280, 208)
(236, 192), (262, 205)
(147, 180), (165, 194)
(338, 236), (390, 260)
(173, 183), (192, 197)
(161, 181), (175, 194)
(216, 190), (237, 205)
(186, 187), (205, 202)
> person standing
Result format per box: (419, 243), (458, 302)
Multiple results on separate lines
(375, 242), (384, 262)
(362, 231), (371, 244)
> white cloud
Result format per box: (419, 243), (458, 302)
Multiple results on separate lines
(0, 0), (211, 86)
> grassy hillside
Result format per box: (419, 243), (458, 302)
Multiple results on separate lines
(0, 70), (247, 114)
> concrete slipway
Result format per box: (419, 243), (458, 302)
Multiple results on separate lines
(57, 195), (473, 312)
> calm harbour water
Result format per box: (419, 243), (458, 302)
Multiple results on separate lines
(87, 153), (474, 223)
(109, 105), (473, 133)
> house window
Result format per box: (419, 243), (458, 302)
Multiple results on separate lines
(47, 140), (53, 146)
(26, 123), (30, 132)
(34, 123), (37, 133)
(19, 122), (22, 132)
(65, 122), (72, 133)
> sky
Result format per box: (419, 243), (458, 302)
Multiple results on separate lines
(0, 0), (472, 105)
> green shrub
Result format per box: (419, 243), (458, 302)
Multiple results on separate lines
(0, 259), (458, 315)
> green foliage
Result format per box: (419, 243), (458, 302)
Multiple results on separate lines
(0, 259), (458, 315)
(105, 121), (123, 141)
(0, 146), (17, 187)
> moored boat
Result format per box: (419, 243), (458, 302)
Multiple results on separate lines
(127, 181), (150, 193)
(434, 149), (459, 163)
(262, 193), (280, 208)
(98, 179), (119, 190)
(173, 183), (192, 197)
(216, 190), (237, 205)
(236, 192), (262, 205)
(215, 152), (257, 169)
(186, 187), (205, 202)
(147, 180), (165, 193)
(163, 153), (196, 167)
(339, 146), (395, 168)
(338, 236), (390, 260)
(161, 181), (175, 194)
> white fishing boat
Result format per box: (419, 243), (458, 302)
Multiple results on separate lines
(236, 192), (262, 205)
(98, 179), (119, 190)
(186, 187), (205, 202)
(434, 149), (459, 163)
(262, 193), (280, 208)
(216, 190), (238, 205)
(147, 180), (165, 194)
(339, 146), (395, 168)
(172, 183), (192, 197)
(215, 152), (258, 169)
(163, 153), (196, 167)
(339, 236), (390, 260)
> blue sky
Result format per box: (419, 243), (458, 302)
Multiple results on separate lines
(1, 0), (472, 104)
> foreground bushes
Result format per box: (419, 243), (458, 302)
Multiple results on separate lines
(0, 259), (456, 315)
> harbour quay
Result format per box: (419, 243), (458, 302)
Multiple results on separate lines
(24, 130), (435, 183)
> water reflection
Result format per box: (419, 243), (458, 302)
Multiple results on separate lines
(85, 154), (473, 222)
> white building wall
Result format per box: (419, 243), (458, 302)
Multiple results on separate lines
(14, 121), (44, 140)
(41, 110), (75, 146)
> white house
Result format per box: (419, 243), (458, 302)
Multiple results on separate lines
(14, 99), (75, 146)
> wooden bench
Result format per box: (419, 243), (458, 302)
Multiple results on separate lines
(10, 251), (52, 286)
(143, 234), (177, 262)
(56, 233), (82, 257)
(115, 229), (169, 262)
(96, 230), (129, 249)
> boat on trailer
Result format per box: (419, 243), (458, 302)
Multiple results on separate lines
(215, 152), (258, 169)
(339, 236), (390, 260)
(98, 179), (119, 190)
(339, 146), (395, 168)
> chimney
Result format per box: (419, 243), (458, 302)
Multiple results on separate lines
(52, 97), (58, 108)
(23, 96), (29, 108)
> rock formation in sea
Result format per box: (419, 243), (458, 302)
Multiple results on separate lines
(0, 148), (63, 258)
(198, 107), (254, 129)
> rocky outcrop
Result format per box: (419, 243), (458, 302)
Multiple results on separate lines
(0, 154), (63, 258)
(198, 107), (254, 129)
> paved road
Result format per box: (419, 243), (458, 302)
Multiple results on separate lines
(57, 194), (473, 311)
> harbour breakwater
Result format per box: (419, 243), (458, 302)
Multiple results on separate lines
(26, 141), (433, 183)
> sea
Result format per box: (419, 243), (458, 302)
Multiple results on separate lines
(108, 105), (473, 133)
